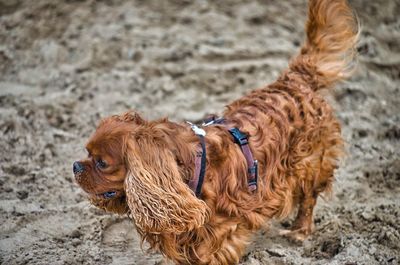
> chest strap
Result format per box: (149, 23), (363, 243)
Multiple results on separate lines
(187, 122), (207, 198)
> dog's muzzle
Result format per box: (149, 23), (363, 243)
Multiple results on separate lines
(73, 161), (85, 175)
(73, 161), (117, 199)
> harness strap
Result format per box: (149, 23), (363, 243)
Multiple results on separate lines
(203, 116), (258, 192)
(228, 128), (258, 192)
(187, 118), (258, 197)
(187, 122), (207, 198)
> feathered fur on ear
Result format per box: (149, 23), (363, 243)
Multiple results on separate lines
(124, 129), (210, 234)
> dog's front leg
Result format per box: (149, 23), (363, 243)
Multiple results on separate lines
(194, 218), (252, 265)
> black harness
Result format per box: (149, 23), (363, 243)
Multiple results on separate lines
(188, 117), (259, 197)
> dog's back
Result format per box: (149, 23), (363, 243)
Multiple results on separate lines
(223, 0), (359, 241)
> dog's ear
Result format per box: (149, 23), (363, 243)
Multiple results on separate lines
(124, 130), (210, 234)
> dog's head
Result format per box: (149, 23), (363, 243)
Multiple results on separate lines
(73, 112), (140, 214)
(73, 112), (209, 233)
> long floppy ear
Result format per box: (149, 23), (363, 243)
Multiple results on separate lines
(124, 131), (210, 234)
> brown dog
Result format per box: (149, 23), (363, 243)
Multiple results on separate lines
(73, 0), (359, 263)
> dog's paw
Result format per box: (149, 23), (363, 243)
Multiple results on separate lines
(279, 228), (311, 242)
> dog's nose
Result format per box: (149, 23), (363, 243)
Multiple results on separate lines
(73, 161), (85, 174)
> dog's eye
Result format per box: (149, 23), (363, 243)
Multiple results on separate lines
(96, 159), (107, 169)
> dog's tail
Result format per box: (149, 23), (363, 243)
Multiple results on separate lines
(288, 0), (359, 91)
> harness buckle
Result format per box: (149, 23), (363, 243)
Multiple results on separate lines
(248, 160), (258, 191)
(186, 121), (206, 136)
(229, 127), (248, 146)
(202, 116), (226, 127)
(248, 160), (258, 174)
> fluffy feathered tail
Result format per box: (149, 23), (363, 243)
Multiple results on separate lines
(289, 0), (359, 90)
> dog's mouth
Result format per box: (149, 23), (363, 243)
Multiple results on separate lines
(89, 190), (129, 214)
(92, 190), (124, 200)
(100, 191), (117, 199)
(80, 187), (120, 200)
(74, 174), (121, 200)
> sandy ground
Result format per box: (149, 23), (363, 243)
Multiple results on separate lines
(0, 0), (399, 264)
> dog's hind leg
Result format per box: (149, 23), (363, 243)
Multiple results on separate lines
(280, 178), (318, 241)
(283, 181), (318, 241)
(281, 130), (342, 241)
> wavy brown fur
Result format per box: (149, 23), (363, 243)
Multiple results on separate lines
(74, 0), (359, 264)
(124, 121), (210, 234)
